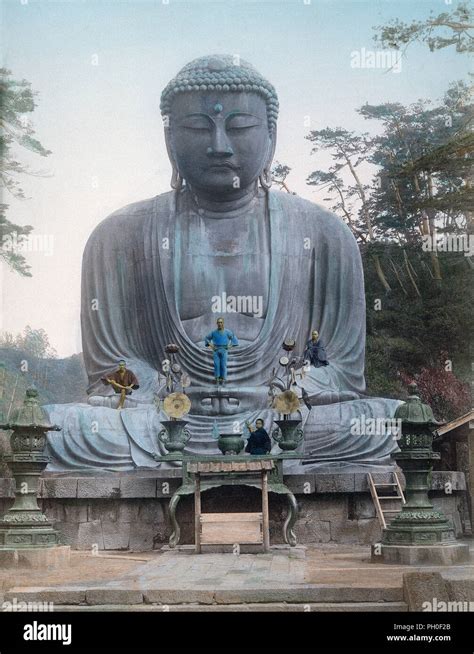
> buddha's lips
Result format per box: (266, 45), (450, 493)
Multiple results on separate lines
(207, 163), (239, 171)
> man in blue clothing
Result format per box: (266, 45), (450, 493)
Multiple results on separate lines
(245, 418), (272, 455)
(205, 317), (239, 384)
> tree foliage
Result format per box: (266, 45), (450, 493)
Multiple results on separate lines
(373, 1), (474, 54)
(271, 161), (295, 194)
(360, 83), (473, 244)
(373, 3), (473, 237)
(0, 68), (51, 275)
(0, 326), (88, 414)
(7, 325), (57, 359)
(400, 358), (471, 422)
(305, 5), (473, 419)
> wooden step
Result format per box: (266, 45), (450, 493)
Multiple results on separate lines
(200, 513), (262, 523)
(200, 512), (263, 545)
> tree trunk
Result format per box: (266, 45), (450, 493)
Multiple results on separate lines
(427, 174), (442, 282)
(404, 250), (422, 297)
(373, 255), (392, 292)
(342, 151), (391, 291)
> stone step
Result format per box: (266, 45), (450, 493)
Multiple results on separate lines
(51, 601), (408, 612)
(4, 585), (404, 605)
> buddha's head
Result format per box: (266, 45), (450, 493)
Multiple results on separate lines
(161, 55), (278, 198)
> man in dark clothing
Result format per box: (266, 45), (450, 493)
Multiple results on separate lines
(245, 419), (272, 455)
(304, 329), (329, 368)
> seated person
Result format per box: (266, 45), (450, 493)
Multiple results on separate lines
(304, 330), (329, 368)
(101, 359), (139, 409)
(245, 419), (272, 455)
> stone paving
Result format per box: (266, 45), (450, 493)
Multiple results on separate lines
(102, 549), (307, 590)
(1, 543), (473, 611)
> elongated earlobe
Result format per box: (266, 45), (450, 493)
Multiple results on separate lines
(259, 169), (272, 190)
(165, 126), (183, 191)
(170, 166), (183, 190)
(259, 131), (277, 191)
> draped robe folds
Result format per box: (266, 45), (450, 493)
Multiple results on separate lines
(45, 189), (401, 472)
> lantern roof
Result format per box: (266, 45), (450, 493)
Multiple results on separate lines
(0, 388), (60, 431)
(394, 382), (441, 426)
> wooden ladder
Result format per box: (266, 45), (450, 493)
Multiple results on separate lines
(367, 472), (406, 529)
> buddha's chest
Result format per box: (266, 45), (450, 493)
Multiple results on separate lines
(176, 210), (270, 339)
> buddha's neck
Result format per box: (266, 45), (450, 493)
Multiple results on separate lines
(185, 183), (260, 216)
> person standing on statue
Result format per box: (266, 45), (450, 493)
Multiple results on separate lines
(101, 360), (140, 409)
(205, 317), (238, 385)
(304, 330), (329, 368)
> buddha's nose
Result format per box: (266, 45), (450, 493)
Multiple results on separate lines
(207, 126), (234, 157)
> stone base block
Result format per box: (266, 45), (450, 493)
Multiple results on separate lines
(161, 543), (306, 557)
(372, 543), (470, 566)
(0, 472), (468, 551)
(0, 545), (71, 569)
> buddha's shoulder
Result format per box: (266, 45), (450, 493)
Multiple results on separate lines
(269, 190), (353, 238)
(86, 192), (174, 245)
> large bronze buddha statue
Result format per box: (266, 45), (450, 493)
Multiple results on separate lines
(45, 55), (400, 471)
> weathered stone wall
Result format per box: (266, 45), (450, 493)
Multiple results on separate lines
(0, 471), (467, 551)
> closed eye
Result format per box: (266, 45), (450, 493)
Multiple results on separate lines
(226, 125), (258, 133)
(181, 124), (212, 131)
(179, 115), (213, 130)
(226, 114), (261, 130)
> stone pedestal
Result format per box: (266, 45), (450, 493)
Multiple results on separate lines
(0, 389), (68, 567)
(0, 440), (61, 548)
(372, 542), (470, 565)
(375, 383), (470, 566)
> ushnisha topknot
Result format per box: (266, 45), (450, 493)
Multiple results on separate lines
(160, 54), (279, 133)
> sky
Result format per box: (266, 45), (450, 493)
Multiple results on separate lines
(0, 0), (469, 356)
